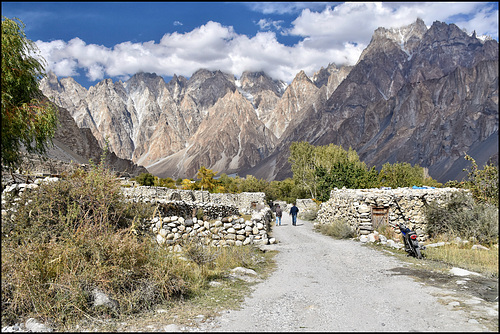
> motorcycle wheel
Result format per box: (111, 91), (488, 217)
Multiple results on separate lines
(413, 242), (423, 259)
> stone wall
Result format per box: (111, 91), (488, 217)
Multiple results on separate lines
(121, 185), (274, 247)
(149, 207), (274, 248)
(316, 187), (469, 241)
(121, 186), (267, 213)
(2, 180), (274, 248)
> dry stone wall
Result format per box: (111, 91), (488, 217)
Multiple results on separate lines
(121, 186), (267, 213)
(316, 187), (470, 241)
(121, 186), (274, 247)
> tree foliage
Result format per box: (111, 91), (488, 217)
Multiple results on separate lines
(1, 17), (58, 171)
(290, 142), (381, 200)
(288, 141), (316, 198)
(134, 172), (155, 186)
(288, 142), (442, 201)
(197, 166), (218, 192)
(462, 154), (498, 206)
(377, 162), (426, 188)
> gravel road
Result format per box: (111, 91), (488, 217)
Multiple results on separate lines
(200, 212), (490, 332)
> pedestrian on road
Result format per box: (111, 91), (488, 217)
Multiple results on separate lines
(275, 204), (282, 226)
(290, 203), (299, 226)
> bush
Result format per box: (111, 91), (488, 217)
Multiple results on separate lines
(2, 161), (151, 244)
(425, 191), (498, 245)
(134, 172), (155, 186)
(1, 158), (275, 329)
(315, 219), (356, 239)
(463, 155), (498, 206)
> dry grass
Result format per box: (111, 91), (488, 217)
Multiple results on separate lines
(1, 159), (277, 331)
(315, 219), (356, 239)
(423, 242), (498, 277)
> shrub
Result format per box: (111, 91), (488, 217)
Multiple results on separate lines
(134, 172), (155, 186)
(315, 219), (356, 239)
(463, 154), (498, 206)
(425, 191), (498, 245)
(1, 158), (275, 329)
(3, 160), (152, 245)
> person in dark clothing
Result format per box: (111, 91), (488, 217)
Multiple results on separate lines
(290, 203), (299, 226)
(275, 204), (282, 226)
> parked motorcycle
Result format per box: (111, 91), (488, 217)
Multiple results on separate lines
(396, 221), (424, 259)
(392, 195), (425, 259)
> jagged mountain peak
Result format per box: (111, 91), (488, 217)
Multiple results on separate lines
(125, 72), (164, 87)
(293, 70), (312, 83)
(238, 70), (286, 97)
(43, 71), (64, 92)
(359, 18), (428, 63)
(40, 19), (497, 183)
(188, 68), (235, 85)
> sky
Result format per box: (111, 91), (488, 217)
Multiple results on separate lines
(2, 2), (499, 89)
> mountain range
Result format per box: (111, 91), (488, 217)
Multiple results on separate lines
(40, 19), (498, 183)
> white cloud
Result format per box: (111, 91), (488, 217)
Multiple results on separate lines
(36, 2), (498, 86)
(256, 18), (284, 31)
(245, 2), (329, 15)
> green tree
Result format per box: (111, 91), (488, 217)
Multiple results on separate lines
(1, 17), (58, 171)
(197, 166), (218, 192)
(378, 162), (425, 188)
(156, 177), (176, 188)
(289, 141), (317, 198)
(134, 172), (155, 186)
(463, 154), (498, 206)
(239, 175), (268, 193)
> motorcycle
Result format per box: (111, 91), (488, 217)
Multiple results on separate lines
(396, 221), (424, 259)
(392, 196), (425, 259)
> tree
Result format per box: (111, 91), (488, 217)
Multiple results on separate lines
(197, 166), (218, 192)
(134, 172), (155, 186)
(289, 141), (317, 198)
(181, 178), (195, 190)
(378, 162), (425, 188)
(463, 154), (498, 206)
(1, 17), (58, 171)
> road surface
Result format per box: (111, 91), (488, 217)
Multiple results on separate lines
(202, 212), (490, 332)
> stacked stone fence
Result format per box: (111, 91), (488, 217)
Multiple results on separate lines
(121, 186), (267, 213)
(2, 180), (274, 248)
(316, 187), (470, 241)
(121, 185), (274, 247)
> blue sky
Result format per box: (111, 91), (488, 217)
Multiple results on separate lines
(2, 2), (498, 89)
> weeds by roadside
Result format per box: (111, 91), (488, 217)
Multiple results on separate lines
(422, 242), (498, 277)
(1, 157), (276, 331)
(314, 218), (356, 239)
(425, 191), (498, 245)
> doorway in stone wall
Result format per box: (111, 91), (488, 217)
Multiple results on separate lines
(371, 207), (389, 230)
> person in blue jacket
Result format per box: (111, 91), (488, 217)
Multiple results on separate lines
(290, 203), (299, 226)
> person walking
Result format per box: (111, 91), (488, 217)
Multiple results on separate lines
(290, 203), (299, 226)
(275, 204), (282, 226)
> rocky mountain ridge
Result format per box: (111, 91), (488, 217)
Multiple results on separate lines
(40, 19), (498, 183)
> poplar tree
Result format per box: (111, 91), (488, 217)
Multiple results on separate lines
(1, 17), (58, 172)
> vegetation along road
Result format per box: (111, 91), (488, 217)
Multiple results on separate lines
(197, 212), (496, 332)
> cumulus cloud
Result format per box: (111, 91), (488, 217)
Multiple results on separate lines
(36, 2), (498, 85)
(256, 18), (284, 31)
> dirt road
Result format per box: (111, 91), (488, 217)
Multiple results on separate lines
(201, 212), (495, 332)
